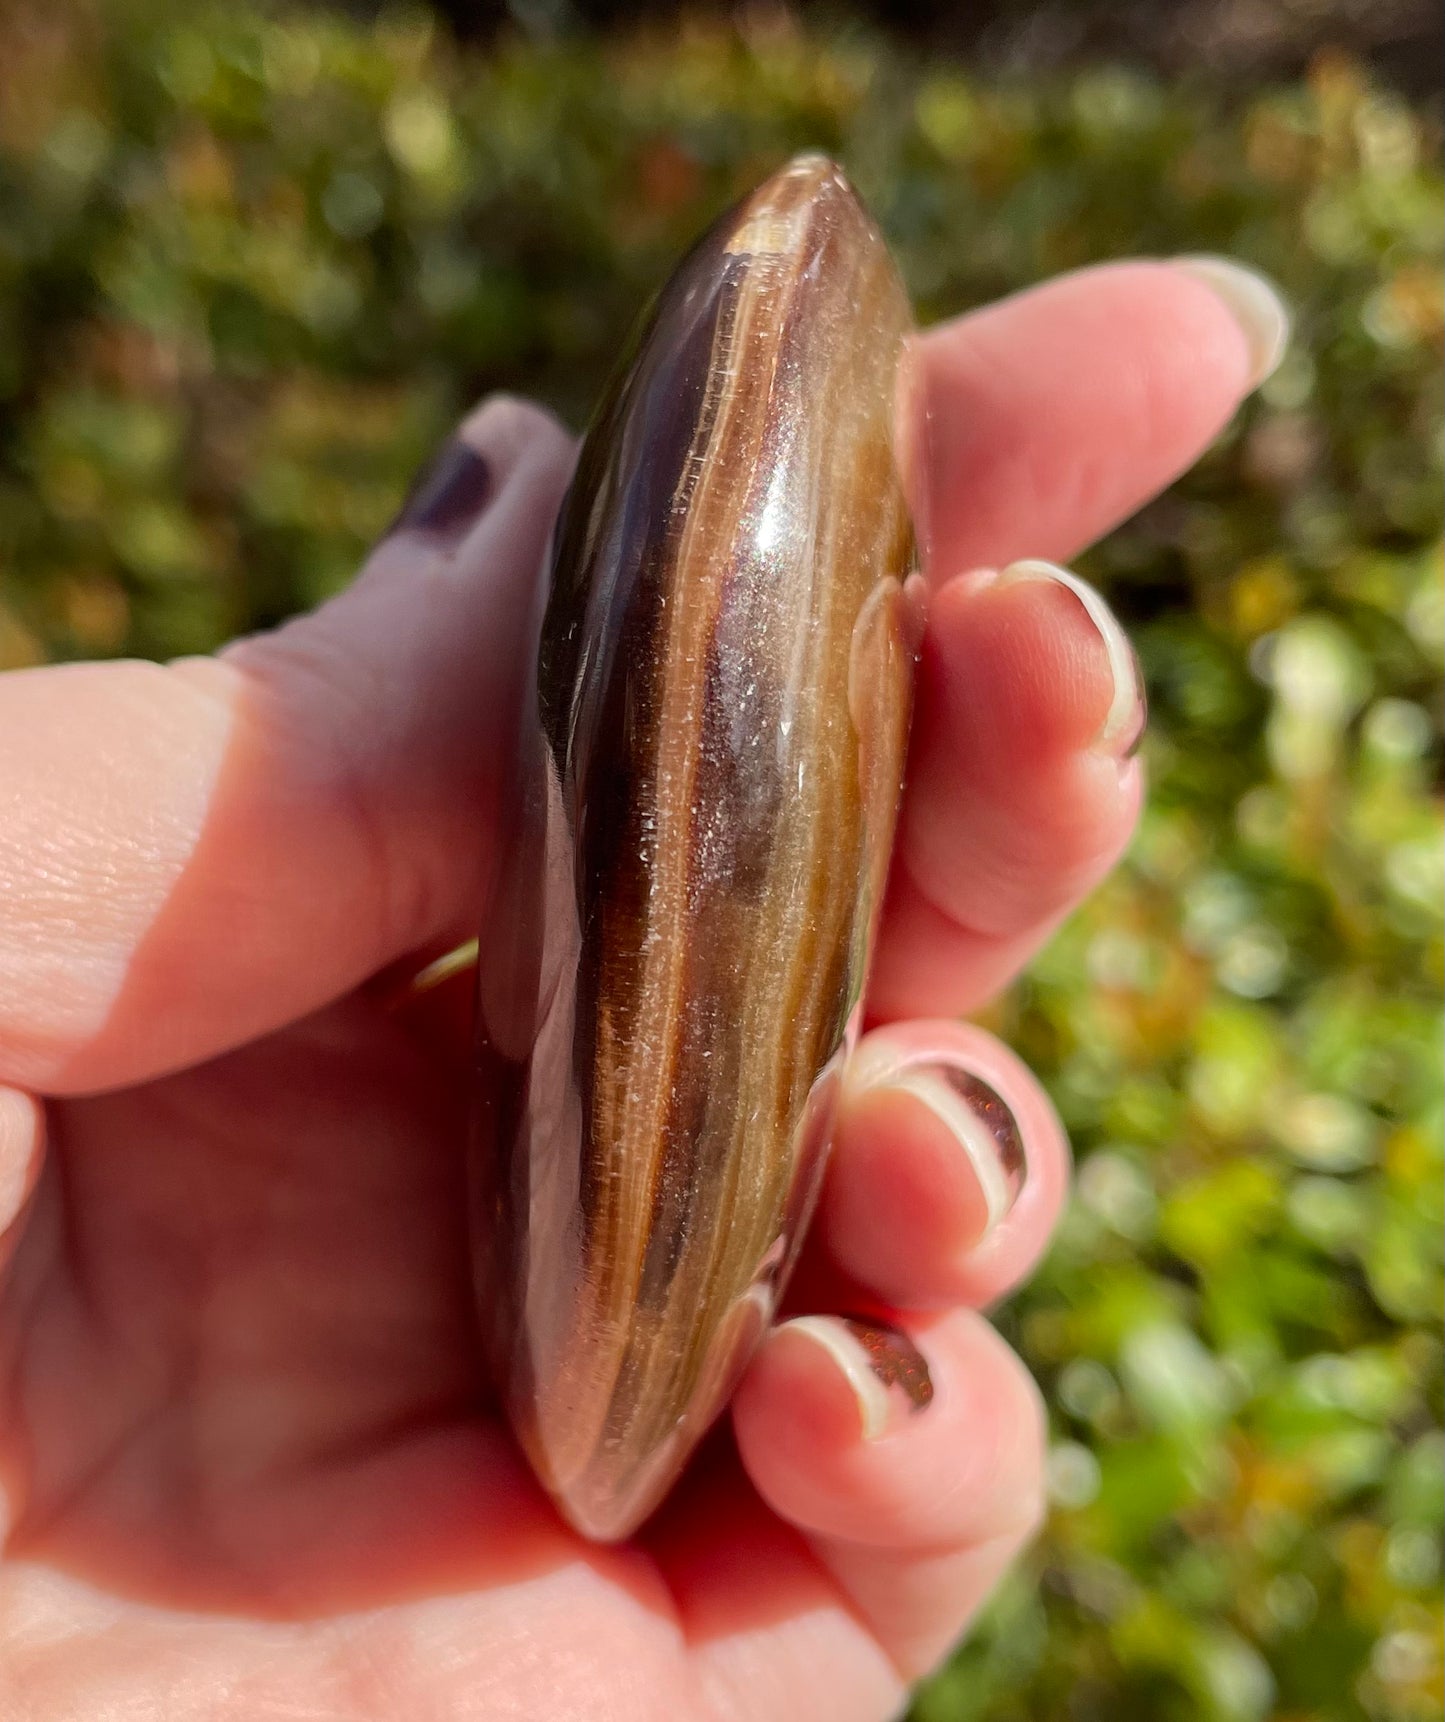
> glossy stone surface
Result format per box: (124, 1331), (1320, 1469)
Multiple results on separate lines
(472, 154), (918, 1541)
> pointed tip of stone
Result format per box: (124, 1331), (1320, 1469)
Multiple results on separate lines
(778, 151), (862, 208)
(783, 148), (847, 180)
(726, 152), (882, 264)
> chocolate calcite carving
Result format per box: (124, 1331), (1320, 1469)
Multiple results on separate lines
(473, 153), (918, 1541)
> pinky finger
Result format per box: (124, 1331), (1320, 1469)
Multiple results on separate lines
(733, 1306), (1046, 1677)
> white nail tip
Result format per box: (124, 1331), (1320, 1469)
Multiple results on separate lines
(1173, 255), (1291, 387)
(777, 1317), (890, 1440)
(994, 559), (1140, 751)
(884, 1067), (1017, 1230)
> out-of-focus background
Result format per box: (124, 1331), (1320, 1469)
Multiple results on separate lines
(1, 1), (1440, 1716)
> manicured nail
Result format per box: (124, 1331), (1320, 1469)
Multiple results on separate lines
(854, 1052), (1028, 1235)
(1173, 256), (1290, 387)
(994, 560), (1146, 757)
(779, 1315), (933, 1439)
(391, 439), (493, 539)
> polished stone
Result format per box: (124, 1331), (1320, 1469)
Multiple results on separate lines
(472, 154), (918, 1540)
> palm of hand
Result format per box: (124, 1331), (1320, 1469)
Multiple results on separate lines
(6, 998), (769, 1718)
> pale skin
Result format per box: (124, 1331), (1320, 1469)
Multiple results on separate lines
(0, 261), (1274, 1719)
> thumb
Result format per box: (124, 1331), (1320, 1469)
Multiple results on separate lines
(0, 397), (574, 1095)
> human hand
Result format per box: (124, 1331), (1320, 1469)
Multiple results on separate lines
(0, 258), (1283, 1719)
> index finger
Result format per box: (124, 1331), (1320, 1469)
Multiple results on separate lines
(913, 257), (1287, 580)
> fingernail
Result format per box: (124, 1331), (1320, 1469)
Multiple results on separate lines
(1173, 255), (1290, 387)
(779, 1315), (933, 1439)
(391, 439), (493, 539)
(994, 560), (1146, 757)
(853, 1052), (1028, 1237)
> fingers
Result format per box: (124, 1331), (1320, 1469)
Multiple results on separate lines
(911, 257), (1287, 579)
(733, 1306), (1046, 1677)
(870, 258), (1286, 1020)
(736, 1019), (1064, 1676)
(870, 559), (1145, 1020)
(651, 259), (1282, 1708)
(0, 399), (574, 1093)
(648, 1466), (908, 1722)
(816, 1020), (1069, 1311)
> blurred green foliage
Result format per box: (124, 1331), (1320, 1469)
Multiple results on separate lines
(0, 3), (1441, 1718)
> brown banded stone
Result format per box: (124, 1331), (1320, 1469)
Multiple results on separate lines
(472, 153), (919, 1540)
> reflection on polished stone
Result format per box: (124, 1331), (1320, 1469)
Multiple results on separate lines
(473, 153), (919, 1541)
